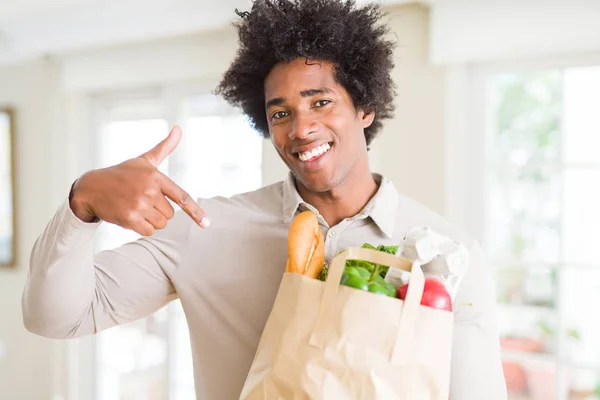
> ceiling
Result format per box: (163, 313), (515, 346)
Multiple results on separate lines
(0, 0), (250, 65)
(0, 0), (416, 66)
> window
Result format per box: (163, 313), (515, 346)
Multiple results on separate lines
(90, 90), (263, 400)
(482, 65), (600, 399)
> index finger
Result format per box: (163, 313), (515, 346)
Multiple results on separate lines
(140, 126), (182, 167)
(159, 174), (210, 228)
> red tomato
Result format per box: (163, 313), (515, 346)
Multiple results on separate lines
(397, 277), (452, 311)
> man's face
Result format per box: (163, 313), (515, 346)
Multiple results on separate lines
(264, 58), (374, 193)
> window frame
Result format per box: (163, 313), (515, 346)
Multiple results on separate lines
(448, 52), (600, 400)
(66, 80), (263, 400)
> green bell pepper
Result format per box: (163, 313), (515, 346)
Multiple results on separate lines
(341, 273), (370, 291)
(345, 266), (370, 280)
(367, 282), (389, 296)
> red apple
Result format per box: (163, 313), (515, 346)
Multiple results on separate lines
(397, 277), (453, 311)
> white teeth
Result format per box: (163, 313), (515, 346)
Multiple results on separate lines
(298, 143), (331, 162)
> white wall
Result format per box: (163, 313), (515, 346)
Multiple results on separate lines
(0, 4), (447, 399)
(60, 29), (238, 92)
(0, 58), (64, 400)
(430, 1), (600, 65)
(378, 4), (447, 215)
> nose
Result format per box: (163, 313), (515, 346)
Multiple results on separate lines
(289, 113), (321, 140)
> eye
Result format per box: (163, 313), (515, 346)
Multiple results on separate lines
(314, 99), (331, 108)
(271, 111), (289, 120)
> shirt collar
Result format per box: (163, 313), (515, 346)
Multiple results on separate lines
(282, 172), (306, 223)
(281, 172), (399, 238)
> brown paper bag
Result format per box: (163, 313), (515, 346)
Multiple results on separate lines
(240, 247), (454, 400)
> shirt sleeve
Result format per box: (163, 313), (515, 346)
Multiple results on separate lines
(21, 197), (192, 339)
(449, 241), (508, 400)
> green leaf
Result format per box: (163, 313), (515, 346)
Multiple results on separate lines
(318, 264), (329, 281)
(379, 245), (399, 254)
(379, 266), (390, 278)
(345, 259), (375, 273)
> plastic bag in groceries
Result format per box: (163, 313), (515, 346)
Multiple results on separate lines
(383, 226), (469, 301)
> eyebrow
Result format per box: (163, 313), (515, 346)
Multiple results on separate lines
(300, 87), (333, 97)
(265, 87), (334, 109)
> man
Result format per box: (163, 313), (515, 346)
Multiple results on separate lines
(22, 0), (507, 399)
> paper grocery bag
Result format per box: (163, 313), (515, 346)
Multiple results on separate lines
(239, 247), (454, 400)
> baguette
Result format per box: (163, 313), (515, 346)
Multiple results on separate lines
(286, 210), (325, 279)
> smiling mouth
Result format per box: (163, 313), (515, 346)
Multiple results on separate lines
(295, 142), (332, 162)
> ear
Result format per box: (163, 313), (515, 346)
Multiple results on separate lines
(358, 109), (375, 129)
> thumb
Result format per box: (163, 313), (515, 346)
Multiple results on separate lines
(141, 126), (182, 167)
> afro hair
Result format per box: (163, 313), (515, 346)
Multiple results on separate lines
(215, 0), (397, 146)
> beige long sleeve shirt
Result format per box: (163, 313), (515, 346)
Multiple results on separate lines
(22, 173), (507, 400)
